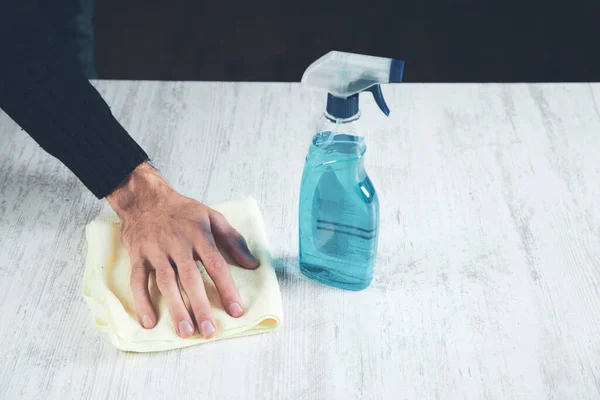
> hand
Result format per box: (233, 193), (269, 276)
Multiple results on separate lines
(106, 162), (259, 339)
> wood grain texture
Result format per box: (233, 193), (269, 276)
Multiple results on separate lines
(1, 81), (599, 399)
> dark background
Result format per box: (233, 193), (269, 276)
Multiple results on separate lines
(93, 0), (600, 82)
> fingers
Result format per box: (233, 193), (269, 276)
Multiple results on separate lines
(210, 213), (259, 269)
(154, 262), (195, 338)
(129, 258), (157, 329)
(126, 205), (254, 339)
(173, 255), (217, 339)
(194, 229), (245, 318)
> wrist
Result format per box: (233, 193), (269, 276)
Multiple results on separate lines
(106, 162), (172, 219)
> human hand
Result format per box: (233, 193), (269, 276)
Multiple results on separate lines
(106, 162), (259, 339)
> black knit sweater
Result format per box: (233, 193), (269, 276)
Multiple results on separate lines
(0, 0), (149, 199)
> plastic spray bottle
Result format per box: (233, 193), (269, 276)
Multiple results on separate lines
(298, 51), (405, 290)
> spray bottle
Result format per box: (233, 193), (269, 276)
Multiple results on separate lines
(298, 51), (405, 290)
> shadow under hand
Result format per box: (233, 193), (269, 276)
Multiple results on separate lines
(219, 244), (300, 285)
(271, 255), (300, 283)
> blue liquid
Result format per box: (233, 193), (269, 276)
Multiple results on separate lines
(299, 131), (379, 290)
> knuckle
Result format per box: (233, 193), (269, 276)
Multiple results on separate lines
(124, 229), (149, 247)
(198, 223), (213, 239)
(177, 263), (200, 283)
(130, 283), (147, 296)
(197, 234), (218, 253)
(130, 258), (145, 271)
(133, 243), (156, 261)
(155, 267), (175, 288)
(211, 211), (227, 224)
(193, 213), (211, 228)
(213, 213), (235, 232)
(192, 309), (212, 323)
(130, 266), (147, 287)
(172, 231), (191, 248)
(202, 252), (226, 273)
(171, 249), (190, 266)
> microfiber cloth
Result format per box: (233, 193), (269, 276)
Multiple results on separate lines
(82, 197), (283, 352)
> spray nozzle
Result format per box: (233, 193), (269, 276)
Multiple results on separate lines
(302, 51), (404, 119)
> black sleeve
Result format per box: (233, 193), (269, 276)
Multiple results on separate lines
(0, 0), (149, 199)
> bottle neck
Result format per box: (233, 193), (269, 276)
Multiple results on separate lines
(324, 110), (361, 124)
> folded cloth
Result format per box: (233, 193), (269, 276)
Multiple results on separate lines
(82, 197), (283, 352)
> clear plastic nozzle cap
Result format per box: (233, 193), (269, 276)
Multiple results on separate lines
(301, 51), (404, 117)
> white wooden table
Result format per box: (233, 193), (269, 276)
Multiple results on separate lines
(1, 81), (599, 399)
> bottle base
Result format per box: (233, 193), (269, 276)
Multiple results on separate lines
(300, 263), (372, 291)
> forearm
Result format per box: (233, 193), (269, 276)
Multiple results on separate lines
(0, 0), (148, 198)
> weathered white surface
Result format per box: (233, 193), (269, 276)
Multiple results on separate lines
(1, 81), (599, 399)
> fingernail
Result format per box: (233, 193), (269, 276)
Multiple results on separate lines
(200, 320), (216, 338)
(178, 320), (194, 337)
(142, 315), (153, 329)
(228, 302), (244, 317)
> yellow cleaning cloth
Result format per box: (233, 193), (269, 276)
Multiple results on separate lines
(82, 197), (283, 352)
